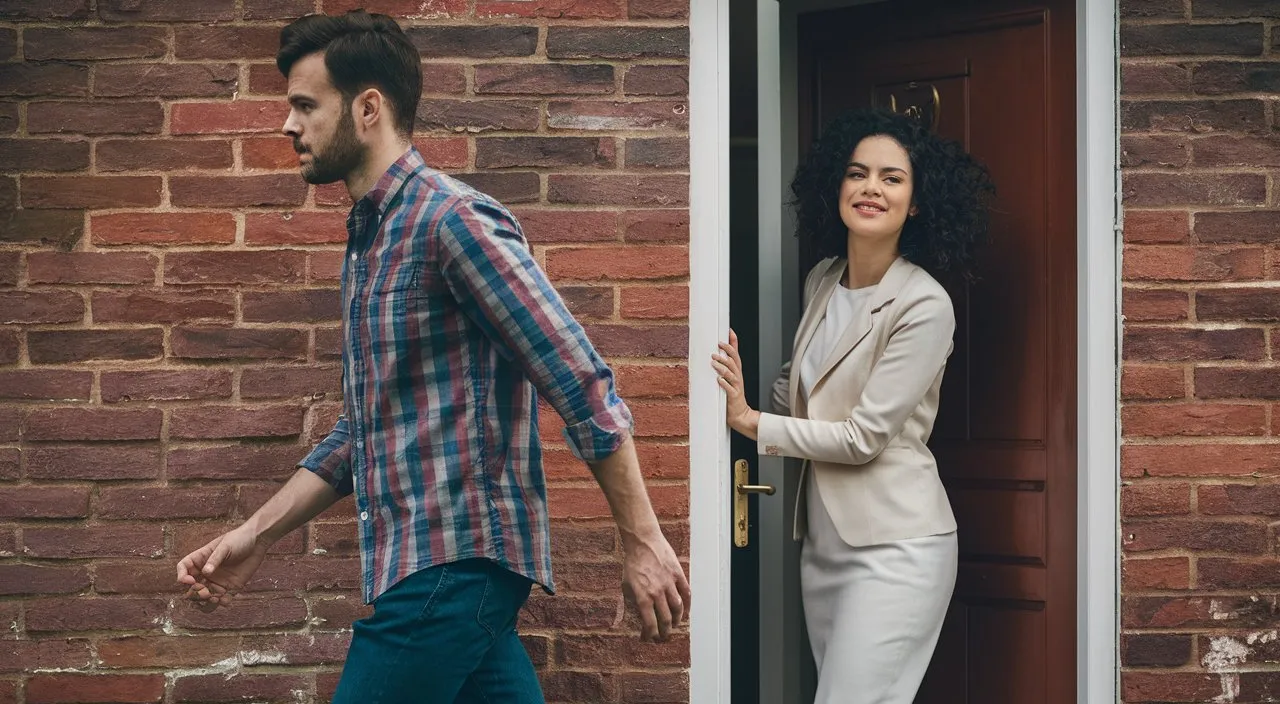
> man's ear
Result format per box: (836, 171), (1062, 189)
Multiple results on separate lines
(356, 88), (383, 130)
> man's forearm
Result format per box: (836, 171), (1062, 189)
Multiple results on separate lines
(587, 434), (664, 547)
(243, 468), (344, 544)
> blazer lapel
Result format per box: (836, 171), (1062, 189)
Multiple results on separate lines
(788, 258), (845, 416)
(808, 256), (918, 393)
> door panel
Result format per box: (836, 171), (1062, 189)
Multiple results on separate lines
(798, 1), (1076, 702)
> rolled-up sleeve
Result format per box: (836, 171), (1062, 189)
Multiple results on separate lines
(436, 197), (633, 462)
(298, 415), (355, 496)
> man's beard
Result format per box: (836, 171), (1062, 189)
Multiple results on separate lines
(297, 107), (364, 185)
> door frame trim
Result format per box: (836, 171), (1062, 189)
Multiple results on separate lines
(686, 0), (1119, 701)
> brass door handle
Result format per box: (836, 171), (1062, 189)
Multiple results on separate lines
(733, 459), (775, 547)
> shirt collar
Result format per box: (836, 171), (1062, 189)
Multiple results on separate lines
(357, 146), (427, 218)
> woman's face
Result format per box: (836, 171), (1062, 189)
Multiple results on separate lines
(839, 134), (916, 245)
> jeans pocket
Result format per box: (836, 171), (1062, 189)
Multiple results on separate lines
(415, 563), (455, 622)
(475, 565), (532, 640)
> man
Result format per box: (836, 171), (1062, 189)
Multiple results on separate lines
(176, 10), (690, 703)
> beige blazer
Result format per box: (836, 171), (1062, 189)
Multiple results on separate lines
(758, 255), (958, 546)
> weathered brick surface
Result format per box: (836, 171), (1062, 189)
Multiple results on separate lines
(1121, 2), (1280, 701)
(0, 2), (689, 702)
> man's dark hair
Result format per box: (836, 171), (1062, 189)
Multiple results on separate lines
(277, 10), (422, 138)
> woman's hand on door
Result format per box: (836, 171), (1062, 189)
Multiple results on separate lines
(713, 329), (761, 440)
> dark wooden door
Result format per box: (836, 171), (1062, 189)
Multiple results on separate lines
(798, 1), (1077, 702)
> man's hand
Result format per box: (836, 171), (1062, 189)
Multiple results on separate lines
(176, 526), (269, 613)
(621, 529), (690, 643)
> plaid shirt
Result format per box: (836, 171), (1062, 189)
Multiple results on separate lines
(299, 148), (633, 603)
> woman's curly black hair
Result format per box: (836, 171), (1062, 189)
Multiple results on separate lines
(790, 108), (995, 280)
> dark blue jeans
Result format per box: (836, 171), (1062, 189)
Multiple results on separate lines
(331, 558), (545, 704)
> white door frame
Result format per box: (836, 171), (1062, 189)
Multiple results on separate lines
(687, 0), (1120, 702)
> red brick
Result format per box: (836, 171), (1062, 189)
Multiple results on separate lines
(0, 138), (90, 171)
(1121, 482), (1191, 517)
(28, 329), (163, 363)
(96, 140), (233, 173)
(171, 405), (305, 440)
(27, 251), (156, 284)
(1123, 556), (1190, 590)
(551, 175), (689, 210)
(1198, 483), (1280, 516)
(167, 445), (306, 481)
(0, 252), (14, 286)
(624, 209), (689, 242)
(1196, 211), (1280, 244)
(96, 63), (238, 98)
(247, 63), (288, 95)
(512, 209), (618, 244)
(629, 0), (684, 18)
(548, 101), (689, 131)
(0, 564), (90, 596)
(0, 639), (92, 673)
(625, 65), (688, 96)
(622, 285), (688, 319)
(24, 525), (163, 559)
(0, 63), (88, 97)
(244, 136), (298, 170)
(1123, 288), (1187, 322)
(173, 674), (308, 702)
(24, 26), (168, 60)
(25, 597), (167, 632)
(309, 253), (343, 285)
(1122, 402), (1264, 436)
(0, 487), (90, 519)
(560, 286), (614, 319)
(416, 99), (541, 132)
(242, 289), (341, 323)
(0, 332), (14, 365)
(27, 101), (163, 135)
(1121, 135), (1189, 168)
(618, 671), (689, 702)
(1121, 672), (1221, 702)
(99, 486), (236, 520)
(1120, 62), (1190, 94)
(313, 183), (352, 207)
(172, 326), (308, 361)
(0, 103), (15, 134)
(96, 635), (241, 668)
(614, 364), (686, 399)
(523, 592), (620, 630)
(422, 63), (469, 94)
(547, 246), (688, 281)
(1124, 518), (1268, 553)
(1123, 327), (1263, 361)
(92, 212), (234, 246)
(415, 136), (469, 169)
(174, 25), (279, 60)
(475, 64), (615, 95)
(239, 632), (352, 664)
(24, 407), (162, 441)
(0, 290), (83, 324)
(1122, 22), (1263, 56)
(548, 26), (687, 59)
(453, 171), (540, 203)
(1123, 444), (1280, 477)
(245, 0), (314, 18)
(1123, 364), (1185, 400)
(1123, 98), (1266, 134)
(172, 596), (307, 631)
(170, 174), (307, 207)
(171, 101), (290, 135)
(1196, 367), (1280, 399)
(241, 366), (342, 401)
(25, 445), (161, 480)
(21, 176), (162, 209)
(98, 0), (234, 20)
(0, 370), (91, 401)
(26, 674), (163, 704)
(244, 212), (347, 247)
(102, 369), (233, 403)
(585, 324), (686, 358)
(408, 25), (537, 58)
(477, 136), (615, 168)
(93, 560), (182, 595)
(474, 0), (618, 17)
(315, 326), (343, 359)
(1124, 173), (1267, 207)
(629, 402), (688, 438)
(539, 671), (617, 702)
(1194, 134), (1280, 167)
(311, 521), (360, 556)
(324, 0), (466, 14)
(626, 137), (689, 169)
(1123, 595), (1280, 629)
(1120, 0), (1182, 18)
(240, 556), (362, 592)
(1198, 288), (1280, 321)
(0, 409), (19, 442)
(166, 250), (307, 285)
(548, 483), (685, 519)
(92, 289), (236, 324)
(1198, 557), (1280, 588)
(0, 0), (90, 20)
(309, 596), (372, 629)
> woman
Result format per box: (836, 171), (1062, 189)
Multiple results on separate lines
(712, 109), (993, 703)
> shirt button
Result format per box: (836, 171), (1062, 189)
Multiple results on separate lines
(349, 253), (358, 262)
(359, 511), (369, 521)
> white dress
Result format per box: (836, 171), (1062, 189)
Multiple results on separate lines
(797, 282), (958, 704)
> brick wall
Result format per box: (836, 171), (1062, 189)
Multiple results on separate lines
(0, 1), (691, 702)
(1120, 1), (1280, 702)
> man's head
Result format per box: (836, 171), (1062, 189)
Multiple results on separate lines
(277, 11), (422, 184)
